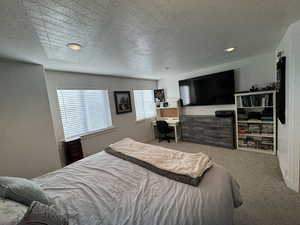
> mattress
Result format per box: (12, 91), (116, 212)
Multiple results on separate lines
(34, 151), (242, 225)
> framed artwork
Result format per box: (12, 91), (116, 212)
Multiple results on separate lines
(276, 56), (286, 124)
(154, 89), (165, 102)
(114, 91), (132, 114)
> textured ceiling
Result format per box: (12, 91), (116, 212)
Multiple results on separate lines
(22, 0), (111, 63)
(0, 0), (299, 79)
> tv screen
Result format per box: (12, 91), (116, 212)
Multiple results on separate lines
(179, 70), (235, 106)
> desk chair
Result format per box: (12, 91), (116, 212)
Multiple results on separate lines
(156, 120), (173, 143)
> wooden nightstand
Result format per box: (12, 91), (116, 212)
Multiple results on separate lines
(64, 138), (84, 165)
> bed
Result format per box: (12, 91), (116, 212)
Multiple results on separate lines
(32, 139), (242, 225)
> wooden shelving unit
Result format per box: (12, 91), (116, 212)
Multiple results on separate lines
(239, 133), (274, 138)
(235, 91), (277, 155)
(238, 120), (273, 124)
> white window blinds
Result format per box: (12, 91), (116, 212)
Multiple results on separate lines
(133, 90), (156, 121)
(57, 89), (112, 138)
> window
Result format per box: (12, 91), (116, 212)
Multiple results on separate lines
(57, 89), (112, 138)
(133, 90), (156, 121)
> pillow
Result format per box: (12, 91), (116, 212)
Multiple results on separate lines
(18, 201), (68, 225)
(0, 197), (28, 225)
(0, 177), (49, 206)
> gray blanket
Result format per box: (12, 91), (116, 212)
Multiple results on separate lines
(34, 151), (242, 225)
(18, 201), (67, 225)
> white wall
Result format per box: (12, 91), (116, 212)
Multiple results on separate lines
(158, 53), (276, 115)
(45, 70), (157, 162)
(276, 20), (300, 192)
(0, 59), (61, 178)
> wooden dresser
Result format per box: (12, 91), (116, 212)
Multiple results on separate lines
(181, 115), (235, 149)
(64, 138), (84, 165)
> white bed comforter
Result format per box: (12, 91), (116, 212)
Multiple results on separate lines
(35, 151), (242, 225)
(109, 138), (213, 178)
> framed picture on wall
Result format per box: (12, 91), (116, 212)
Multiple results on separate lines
(154, 89), (165, 102)
(114, 91), (132, 114)
(276, 56), (286, 124)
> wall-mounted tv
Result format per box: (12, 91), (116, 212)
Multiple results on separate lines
(179, 70), (235, 106)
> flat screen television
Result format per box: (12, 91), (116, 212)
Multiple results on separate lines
(179, 70), (235, 106)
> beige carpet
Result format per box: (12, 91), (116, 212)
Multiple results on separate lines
(149, 140), (300, 225)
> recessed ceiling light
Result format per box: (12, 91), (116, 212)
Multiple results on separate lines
(67, 43), (82, 50)
(225, 47), (236, 52)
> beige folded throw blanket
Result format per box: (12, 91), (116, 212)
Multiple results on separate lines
(109, 138), (213, 179)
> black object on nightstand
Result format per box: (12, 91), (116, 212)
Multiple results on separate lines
(64, 138), (83, 165)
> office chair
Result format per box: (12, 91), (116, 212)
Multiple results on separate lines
(156, 120), (173, 143)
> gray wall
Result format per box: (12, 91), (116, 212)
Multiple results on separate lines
(45, 70), (157, 162)
(158, 53), (276, 115)
(0, 59), (61, 178)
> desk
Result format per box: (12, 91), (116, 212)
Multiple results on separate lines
(152, 119), (181, 143)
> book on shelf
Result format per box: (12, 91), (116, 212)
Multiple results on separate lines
(238, 136), (248, 147)
(261, 124), (273, 134)
(247, 137), (261, 148)
(238, 110), (274, 122)
(247, 119), (262, 122)
(262, 137), (273, 144)
(238, 115), (248, 120)
(261, 116), (273, 121)
(239, 93), (273, 108)
(238, 119), (272, 123)
(248, 124), (260, 134)
(238, 123), (273, 135)
(260, 146), (273, 151)
(261, 137), (274, 151)
(238, 123), (248, 134)
(238, 136), (273, 151)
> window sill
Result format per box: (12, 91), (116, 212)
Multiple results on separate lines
(136, 117), (156, 123)
(81, 126), (117, 140)
(61, 126), (117, 142)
